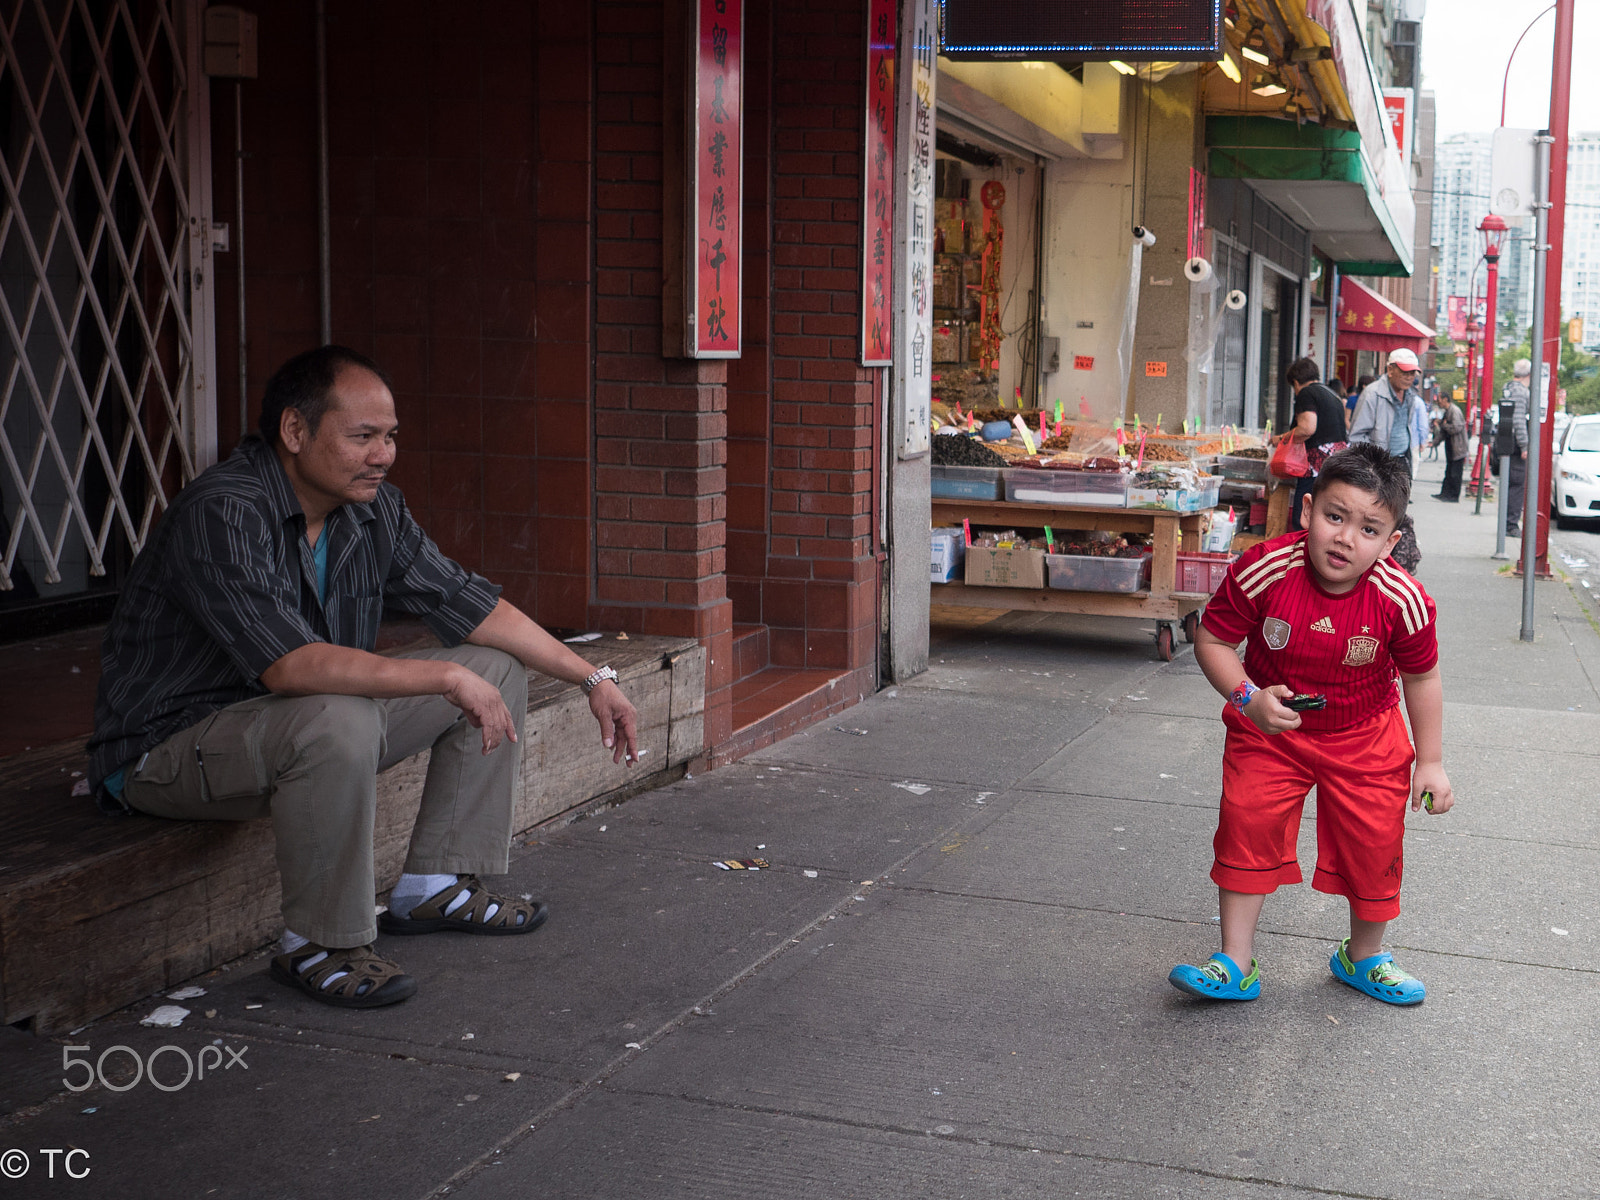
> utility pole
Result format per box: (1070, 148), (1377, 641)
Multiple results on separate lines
(1531, 0), (1574, 581)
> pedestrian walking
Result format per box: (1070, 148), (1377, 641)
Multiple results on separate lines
(1348, 349), (1428, 477)
(1274, 356), (1348, 532)
(1168, 443), (1453, 1005)
(1347, 374), (1374, 418)
(1501, 359), (1532, 537)
(1432, 395), (1469, 502)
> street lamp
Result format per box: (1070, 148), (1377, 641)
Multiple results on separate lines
(1479, 213), (1509, 550)
(1465, 314), (1489, 508)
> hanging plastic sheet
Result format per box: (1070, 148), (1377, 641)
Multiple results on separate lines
(1114, 226), (1156, 415)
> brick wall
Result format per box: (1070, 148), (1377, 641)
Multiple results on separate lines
(725, 1), (773, 628)
(210, 0), (592, 629)
(588, 0), (734, 746)
(765, 0), (878, 671)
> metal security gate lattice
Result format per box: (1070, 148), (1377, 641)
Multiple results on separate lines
(0, 0), (214, 601)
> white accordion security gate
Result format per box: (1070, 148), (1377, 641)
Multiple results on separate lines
(0, 0), (214, 604)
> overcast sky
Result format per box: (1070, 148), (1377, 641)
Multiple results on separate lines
(1424, 0), (1598, 139)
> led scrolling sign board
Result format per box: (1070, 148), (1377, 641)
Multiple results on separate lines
(939, 0), (1223, 62)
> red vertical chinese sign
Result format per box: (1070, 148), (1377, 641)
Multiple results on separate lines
(692, 0), (741, 358)
(860, 0), (895, 366)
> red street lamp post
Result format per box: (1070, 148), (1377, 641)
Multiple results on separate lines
(1466, 316), (1488, 505)
(1475, 215), (1508, 513)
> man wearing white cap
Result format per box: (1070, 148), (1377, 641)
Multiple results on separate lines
(1348, 348), (1429, 476)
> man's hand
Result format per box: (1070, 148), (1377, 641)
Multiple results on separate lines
(1412, 762), (1453, 814)
(442, 664), (519, 755)
(589, 681), (639, 765)
(1243, 684), (1303, 735)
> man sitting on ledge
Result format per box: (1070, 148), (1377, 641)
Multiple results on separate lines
(89, 345), (638, 1009)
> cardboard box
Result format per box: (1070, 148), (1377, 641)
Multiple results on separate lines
(964, 544), (1046, 589)
(930, 527), (965, 583)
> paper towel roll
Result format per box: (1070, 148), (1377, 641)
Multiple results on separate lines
(1225, 288), (1247, 311)
(1132, 225), (1156, 248)
(1184, 256), (1213, 283)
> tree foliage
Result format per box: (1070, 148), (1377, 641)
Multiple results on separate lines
(1435, 313), (1600, 414)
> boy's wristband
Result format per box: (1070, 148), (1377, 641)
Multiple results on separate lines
(1229, 681), (1259, 713)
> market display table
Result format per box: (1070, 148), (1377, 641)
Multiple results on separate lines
(930, 499), (1212, 660)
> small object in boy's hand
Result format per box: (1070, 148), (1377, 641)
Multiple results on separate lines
(1284, 693), (1327, 712)
(1422, 790), (1434, 813)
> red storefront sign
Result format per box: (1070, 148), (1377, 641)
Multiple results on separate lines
(691, 0), (741, 358)
(860, 0), (895, 365)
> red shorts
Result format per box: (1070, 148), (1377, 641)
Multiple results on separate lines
(1211, 703), (1415, 921)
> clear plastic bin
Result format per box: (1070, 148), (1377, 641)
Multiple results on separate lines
(1045, 553), (1150, 593)
(931, 465), (1005, 500)
(1216, 454), (1269, 482)
(1004, 468), (1128, 507)
(1125, 476), (1222, 511)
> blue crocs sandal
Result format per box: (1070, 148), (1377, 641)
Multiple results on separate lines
(1168, 952), (1260, 1001)
(1330, 938), (1425, 1005)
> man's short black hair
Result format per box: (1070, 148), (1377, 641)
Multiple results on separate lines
(259, 345), (392, 446)
(1328, 376), (1345, 394)
(1311, 442), (1410, 527)
(1285, 356), (1320, 387)
(1355, 373), (1376, 391)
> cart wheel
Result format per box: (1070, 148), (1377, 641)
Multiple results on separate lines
(1156, 624), (1175, 662)
(1182, 612), (1199, 644)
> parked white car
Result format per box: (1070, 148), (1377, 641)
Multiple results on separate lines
(1552, 414), (1600, 528)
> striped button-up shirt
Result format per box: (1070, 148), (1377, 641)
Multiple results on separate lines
(89, 436), (501, 787)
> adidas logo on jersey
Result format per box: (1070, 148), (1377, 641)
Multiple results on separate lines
(1310, 616), (1335, 634)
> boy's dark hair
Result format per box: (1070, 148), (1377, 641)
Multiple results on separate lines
(1355, 373), (1376, 392)
(1311, 442), (1410, 526)
(1328, 375), (1345, 394)
(259, 345), (392, 446)
(1285, 357), (1320, 387)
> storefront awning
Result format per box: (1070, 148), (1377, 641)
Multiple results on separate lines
(1334, 278), (1434, 352)
(1205, 115), (1414, 277)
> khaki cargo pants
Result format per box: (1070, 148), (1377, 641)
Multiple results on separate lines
(124, 645), (527, 948)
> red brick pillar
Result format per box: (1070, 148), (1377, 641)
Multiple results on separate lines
(765, 0), (879, 677)
(590, 0), (734, 751)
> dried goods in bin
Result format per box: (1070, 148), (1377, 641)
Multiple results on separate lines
(931, 434), (1008, 468)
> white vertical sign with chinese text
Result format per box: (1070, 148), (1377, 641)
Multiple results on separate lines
(894, 0), (934, 458)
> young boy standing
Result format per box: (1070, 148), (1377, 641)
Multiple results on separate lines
(1170, 443), (1454, 1005)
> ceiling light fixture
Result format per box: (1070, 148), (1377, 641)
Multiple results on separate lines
(1108, 60), (1137, 75)
(1250, 73), (1286, 97)
(1217, 52), (1242, 83)
(1241, 28), (1272, 66)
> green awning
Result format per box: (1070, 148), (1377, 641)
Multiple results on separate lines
(1205, 116), (1413, 278)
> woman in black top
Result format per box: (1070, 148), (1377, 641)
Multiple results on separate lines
(1277, 357), (1349, 531)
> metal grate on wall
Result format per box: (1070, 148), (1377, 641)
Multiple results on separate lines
(0, 0), (214, 611)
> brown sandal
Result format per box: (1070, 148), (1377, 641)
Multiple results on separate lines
(269, 943), (417, 1008)
(378, 875), (548, 936)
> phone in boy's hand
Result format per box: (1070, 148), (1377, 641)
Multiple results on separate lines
(1283, 693), (1327, 712)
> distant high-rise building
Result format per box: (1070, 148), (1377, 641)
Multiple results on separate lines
(1433, 130), (1600, 352)
(1563, 134), (1600, 352)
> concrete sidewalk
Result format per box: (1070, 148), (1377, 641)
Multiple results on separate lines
(4, 456), (1599, 1199)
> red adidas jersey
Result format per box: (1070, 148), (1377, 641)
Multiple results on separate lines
(1202, 531), (1439, 732)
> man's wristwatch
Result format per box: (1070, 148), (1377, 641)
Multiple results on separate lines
(581, 665), (619, 695)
